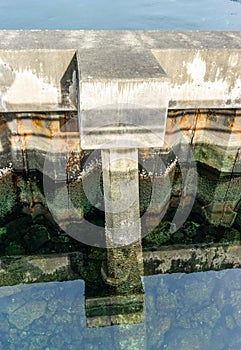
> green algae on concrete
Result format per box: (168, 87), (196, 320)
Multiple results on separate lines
(194, 143), (236, 173)
(143, 221), (172, 247)
(0, 171), (17, 224)
(0, 254), (81, 286)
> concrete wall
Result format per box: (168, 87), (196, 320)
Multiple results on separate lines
(0, 31), (241, 227)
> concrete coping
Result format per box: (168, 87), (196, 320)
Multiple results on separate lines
(0, 31), (241, 113)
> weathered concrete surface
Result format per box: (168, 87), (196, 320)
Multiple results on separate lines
(1, 109), (240, 227)
(1, 31), (241, 108)
(144, 244), (241, 275)
(85, 293), (144, 327)
(0, 253), (81, 286)
(153, 49), (241, 109)
(165, 108), (241, 226)
(0, 50), (77, 112)
(101, 148), (141, 248)
(101, 148), (143, 293)
(0, 31), (241, 52)
(2, 244), (241, 286)
(0, 31), (241, 228)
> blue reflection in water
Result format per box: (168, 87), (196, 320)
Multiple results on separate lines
(0, 0), (241, 30)
(144, 270), (241, 350)
(1, 269), (241, 349)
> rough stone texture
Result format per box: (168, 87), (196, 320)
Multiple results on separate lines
(0, 171), (17, 224)
(165, 108), (241, 226)
(24, 224), (51, 252)
(85, 293), (144, 327)
(0, 253), (80, 286)
(0, 110), (240, 230)
(9, 300), (46, 330)
(143, 244), (241, 275)
(2, 244), (241, 287)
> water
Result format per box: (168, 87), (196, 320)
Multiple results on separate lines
(1, 269), (241, 349)
(0, 0), (241, 30)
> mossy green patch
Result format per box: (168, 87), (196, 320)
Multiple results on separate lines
(143, 222), (171, 247)
(194, 143), (235, 172)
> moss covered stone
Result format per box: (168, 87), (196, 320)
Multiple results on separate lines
(5, 242), (26, 255)
(221, 228), (240, 243)
(0, 227), (7, 243)
(24, 225), (51, 252)
(0, 172), (17, 224)
(194, 143), (235, 173)
(6, 216), (32, 241)
(143, 221), (171, 247)
(0, 254), (81, 286)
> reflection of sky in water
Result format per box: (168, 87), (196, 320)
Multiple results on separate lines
(1, 269), (241, 349)
(0, 0), (241, 30)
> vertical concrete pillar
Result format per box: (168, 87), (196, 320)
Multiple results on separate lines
(101, 148), (143, 294)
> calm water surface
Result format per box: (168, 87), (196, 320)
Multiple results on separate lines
(1, 270), (241, 349)
(0, 0), (241, 30)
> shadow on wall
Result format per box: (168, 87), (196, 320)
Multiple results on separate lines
(0, 114), (11, 168)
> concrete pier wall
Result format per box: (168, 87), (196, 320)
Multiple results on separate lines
(0, 31), (241, 228)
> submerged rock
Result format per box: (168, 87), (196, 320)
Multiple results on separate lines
(0, 227), (7, 237)
(24, 225), (51, 252)
(221, 228), (240, 244)
(164, 326), (212, 350)
(0, 313), (9, 333)
(9, 300), (46, 330)
(192, 304), (221, 328)
(235, 213), (241, 231)
(5, 241), (26, 255)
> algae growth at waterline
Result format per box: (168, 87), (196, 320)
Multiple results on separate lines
(0, 108), (241, 284)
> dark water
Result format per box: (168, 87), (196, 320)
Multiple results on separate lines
(0, 0), (241, 30)
(1, 269), (241, 349)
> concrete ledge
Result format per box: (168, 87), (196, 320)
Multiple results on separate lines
(144, 244), (241, 275)
(1, 31), (241, 112)
(1, 244), (241, 287)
